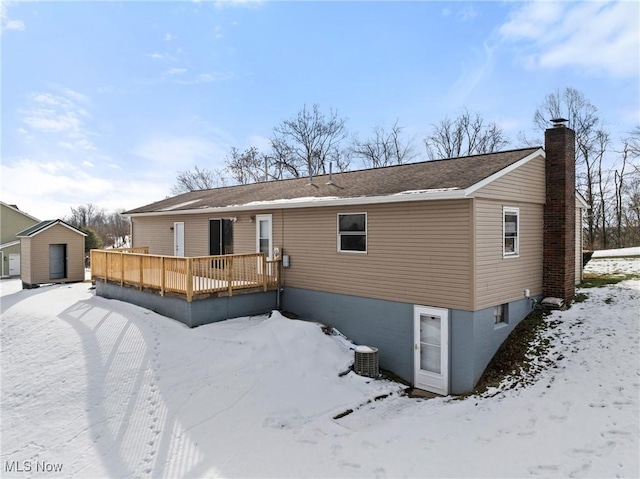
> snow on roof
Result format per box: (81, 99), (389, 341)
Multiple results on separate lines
(239, 196), (343, 207)
(392, 187), (460, 196)
(159, 199), (202, 211)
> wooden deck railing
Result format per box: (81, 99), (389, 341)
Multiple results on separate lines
(112, 246), (150, 254)
(90, 249), (280, 302)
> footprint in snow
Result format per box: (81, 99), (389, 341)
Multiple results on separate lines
(529, 464), (560, 475)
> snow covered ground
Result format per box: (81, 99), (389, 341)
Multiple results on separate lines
(585, 253), (640, 276)
(1, 257), (639, 478)
(591, 246), (640, 258)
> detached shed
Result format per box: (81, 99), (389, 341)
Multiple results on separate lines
(16, 220), (87, 288)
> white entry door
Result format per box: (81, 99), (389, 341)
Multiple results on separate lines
(174, 222), (185, 256)
(9, 254), (20, 276)
(255, 214), (272, 260)
(414, 305), (449, 395)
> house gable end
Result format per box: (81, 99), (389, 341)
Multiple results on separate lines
(17, 220), (88, 238)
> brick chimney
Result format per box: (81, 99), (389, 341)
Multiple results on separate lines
(543, 118), (576, 302)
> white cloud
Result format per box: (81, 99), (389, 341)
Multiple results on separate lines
(0, 156), (171, 220)
(165, 33), (176, 42)
(458, 5), (477, 22)
(166, 68), (188, 75)
(3, 19), (24, 31)
(131, 136), (230, 169)
(147, 53), (164, 60)
(500, 1), (640, 78)
(1, 1), (25, 34)
(214, 0), (264, 9)
(172, 71), (234, 84)
(19, 88), (96, 149)
(441, 4), (476, 22)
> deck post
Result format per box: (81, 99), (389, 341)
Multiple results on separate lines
(160, 256), (165, 297)
(186, 257), (193, 302)
(120, 252), (124, 287)
(139, 254), (143, 291)
(262, 254), (268, 292)
(104, 251), (108, 282)
(227, 255), (234, 297)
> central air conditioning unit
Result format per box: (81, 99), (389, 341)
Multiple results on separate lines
(354, 345), (379, 378)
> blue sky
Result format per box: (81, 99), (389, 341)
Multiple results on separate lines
(1, 0), (638, 220)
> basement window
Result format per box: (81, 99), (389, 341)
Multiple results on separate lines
(338, 213), (367, 253)
(503, 207), (520, 257)
(494, 304), (508, 325)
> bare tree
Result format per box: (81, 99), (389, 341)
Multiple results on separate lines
(69, 203), (105, 229)
(616, 128), (640, 247)
(271, 104), (348, 177)
(67, 204), (129, 249)
(171, 166), (227, 195)
(532, 87), (604, 248)
(107, 210), (131, 248)
(352, 120), (418, 168)
(424, 109), (509, 159)
(268, 137), (301, 179)
(225, 147), (267, 184)
(595, 130), (611, 249)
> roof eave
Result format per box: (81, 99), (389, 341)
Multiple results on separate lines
(124, 189), (468, 218)
(0, 240), (20, 250)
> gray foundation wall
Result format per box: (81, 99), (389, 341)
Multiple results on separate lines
(282, 286), (415, 382)
(283, 286), (538, 394)
(450, 296), (538, 393)
(95, 280), (277, 328)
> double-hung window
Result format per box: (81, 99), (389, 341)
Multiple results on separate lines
(338, 213), (367, 253)
(503, 207), (519, 257)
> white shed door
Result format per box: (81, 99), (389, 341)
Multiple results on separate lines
(414, 305), (449, 395)
(9, 254), (20, 276)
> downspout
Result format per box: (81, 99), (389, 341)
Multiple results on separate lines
(276, 208), (284, 310)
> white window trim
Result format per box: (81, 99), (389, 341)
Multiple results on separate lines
(255, 214), (273, 260)
(337, 212), (367, 254)
(503, 206), (520, 258)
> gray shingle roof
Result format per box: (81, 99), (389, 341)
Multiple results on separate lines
(16, 219), (87, 237)
(124, 147), (542, 215)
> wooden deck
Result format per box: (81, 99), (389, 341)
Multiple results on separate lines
(90, 248), (281, 302)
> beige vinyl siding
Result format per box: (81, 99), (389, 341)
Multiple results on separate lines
(22, 224), (85, 284)
(133, 214), (213, 256)
(575, 206), (583, 284)
(1, 204), (39, 277)
(472, 154), (545, 203)
(132, 203), (472, 309)
(20, 238), (32, 283)
(276, 201), (472, 310)
(132, 213), (283, 257)
(1, 204), (39, 245)
(474, 199), (543, 310)
(233, 211), (284, 255)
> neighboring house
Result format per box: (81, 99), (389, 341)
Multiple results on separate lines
(0, 202), (40, 278)
(16, 219), (87, 288)
(122, 122), (583, 395)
